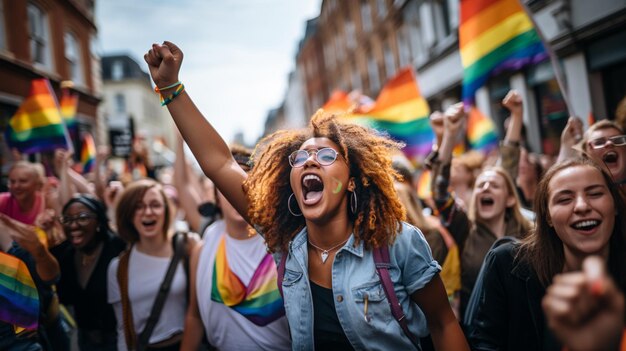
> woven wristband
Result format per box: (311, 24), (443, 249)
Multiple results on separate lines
(160, 84), (185, 106)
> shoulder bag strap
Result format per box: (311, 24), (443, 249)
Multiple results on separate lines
(116, 249), (137, 350)
(373, 246), (420, 348)
(136, 233), (186, 351)
(277, 252), (286, 298)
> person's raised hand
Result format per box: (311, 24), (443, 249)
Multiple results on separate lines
(429, 111), (444, 146)
(36, 209), (65, 247)
(502, 90), (523, 118)
(0, 213), (47, 255)
(562, 117), (584, 149)
(443, 102), (466, 137)
(144, 41), (183, 88)
(542, 256), (625, 351)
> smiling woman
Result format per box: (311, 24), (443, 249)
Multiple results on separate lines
(465, 158), (626, 350)
(50, 194), (126, 350)
(107, 180), (199, 351)
(143, 41), (470, 350)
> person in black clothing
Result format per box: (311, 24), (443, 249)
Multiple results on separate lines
(465, 158), (626, 350)
(41, 194), (126, 351)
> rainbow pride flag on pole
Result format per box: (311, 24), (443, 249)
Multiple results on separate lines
(81, 133), (96, 173)
(60, 89), (78, 142)
(0, 252), (40, 330)
(460, 0), (547, 104)
(467, 106), (499, 153)
(6, 79), (71, 154)
(345, 68), (434, 161)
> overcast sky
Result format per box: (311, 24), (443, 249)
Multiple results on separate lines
(96, 0), (321, 145)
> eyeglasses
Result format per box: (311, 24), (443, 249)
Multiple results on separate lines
(135, 202), (165, 214)
(288, 148), (341, 168)
(59, 213), (97, 226)
(588, 135), (626, 149)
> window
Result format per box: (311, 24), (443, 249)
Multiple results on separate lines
(345, 20), (356, 49)
(361, 2), (372, 33)
(377, 0), (387, 18)
(397, 27), (411, 67)
(115, 93), (126, 113)
(352, 69), (362, 90)
(0, 0), (6, 50)
(112, 60), (124, 80)
(28, 2), (52, 69)
(65, 32), (84, 85)
(384, 41), (395, 78)
(446, 0), (460, 32)
(368, 56), (380, 93)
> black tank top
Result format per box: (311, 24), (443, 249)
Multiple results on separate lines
(310, 280), (354, 351)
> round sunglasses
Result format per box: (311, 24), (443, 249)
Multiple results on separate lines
(288, 147), (342, 168)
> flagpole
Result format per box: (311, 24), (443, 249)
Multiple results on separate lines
(520, 0), (574, 117)
(54, 80), (75, 155)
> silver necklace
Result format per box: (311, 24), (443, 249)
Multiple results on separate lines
(308, 237), (350, 263)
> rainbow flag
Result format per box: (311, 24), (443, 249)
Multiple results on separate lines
(6, 79), (71, 154)
(0, 252), (40, 330)
(467, 106), (499, 153)
(346, 68), (434, 161)
(322, 90), (353, 113)
(460, 0), (547, 104)
(60, 89), (78, 142)
(417, 169), (432, 199)
(211, 236), (284, 326)
(81, 133), (96, 173)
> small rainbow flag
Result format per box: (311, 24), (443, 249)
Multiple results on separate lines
(81, 133), (96, 173)
(0, 252), (40, 330)
(467, 107), (499, 153)
(346, 68), (434, 161)
(417, 169), (432, 199)
(460, 0), (547, 104)
(6, 79), (71, 154)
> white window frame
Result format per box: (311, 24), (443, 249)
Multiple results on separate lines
(115, 93), (126, 113)
(65, 32), (84, 85)
(27, 2), (52, 70)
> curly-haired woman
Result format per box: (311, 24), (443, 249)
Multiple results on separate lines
(143, 41), (468, 350)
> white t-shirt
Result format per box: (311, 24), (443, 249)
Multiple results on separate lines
(197, 220), (290, 350)
(107, 245), (187, 351)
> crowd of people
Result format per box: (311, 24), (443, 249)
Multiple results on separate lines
(1, 40), (626, 351)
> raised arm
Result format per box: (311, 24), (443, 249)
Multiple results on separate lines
(497, 90), (523, 178)
(556, 116), (584, 163)
(173, 132), (204, 233)
(144, 42), (249, 222)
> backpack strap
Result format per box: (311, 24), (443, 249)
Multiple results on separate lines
(373, 245), (420, 348)
(277, 252), (287, 298)
(117, 249), (136, 350)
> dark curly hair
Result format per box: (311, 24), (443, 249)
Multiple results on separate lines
(244, 110), (406, 253)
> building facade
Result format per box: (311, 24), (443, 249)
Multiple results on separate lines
(290, 0), (626, 157)
(0, 0), (101, 177)
(101, 54), (176, 169)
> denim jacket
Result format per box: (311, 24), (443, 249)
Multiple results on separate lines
(277, 222), (441, 350)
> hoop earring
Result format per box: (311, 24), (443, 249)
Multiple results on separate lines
(350, 191), (357, 214)
(288, 193), (303, 217)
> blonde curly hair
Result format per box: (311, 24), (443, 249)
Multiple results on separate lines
(244, 110), (406, 252)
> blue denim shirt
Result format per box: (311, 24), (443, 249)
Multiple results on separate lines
(277, 222), (441, 351)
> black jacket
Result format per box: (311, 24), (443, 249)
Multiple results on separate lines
(464, 242), (561, 351)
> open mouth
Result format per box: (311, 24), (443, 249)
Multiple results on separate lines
(571, 219), (600, 232)
(70, 232), (85, 245)
(603, 151), (618, 166)
(141, 219), (158, 230)
(302, 174), (324, 205)
(480, 197), (495, 207)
